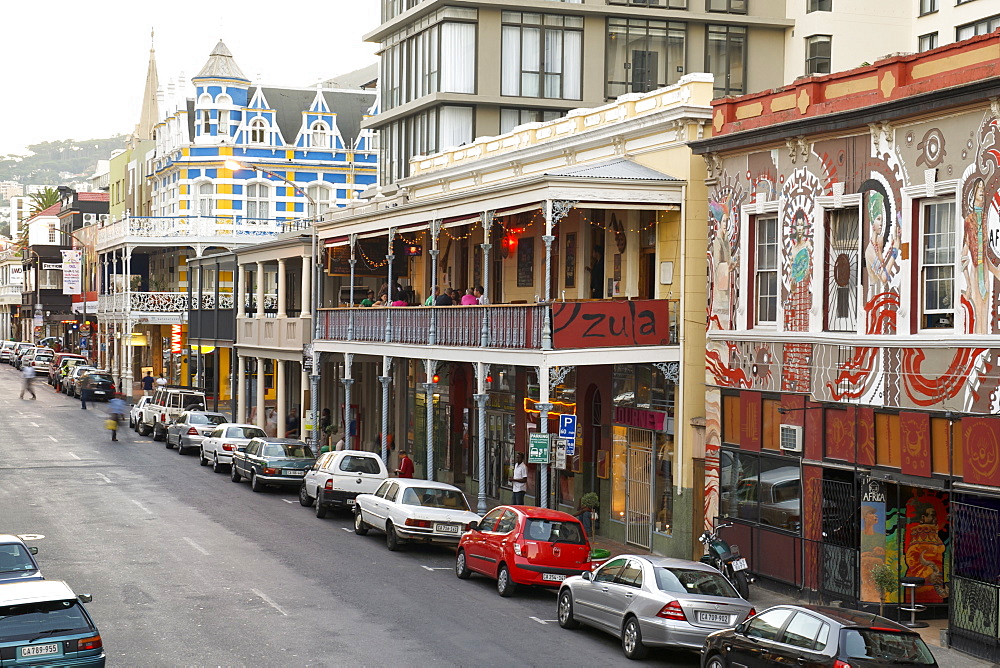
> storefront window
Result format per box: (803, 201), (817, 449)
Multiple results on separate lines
(654, 433), (673, 534)
(612, 426), (628, 522)
(720, 450), (801, 533)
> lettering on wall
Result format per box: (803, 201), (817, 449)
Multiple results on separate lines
(552, 300), (671, 349)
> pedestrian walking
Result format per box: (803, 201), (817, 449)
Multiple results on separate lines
(395, 450), (414, 478)
(141, 371), (155, 395)
(512, 452), (528, 505)
(79, 374), (89, 410)
(107, 397), (127, 442)
(155, 374), (167, 388)
(19, 365), (36, 400)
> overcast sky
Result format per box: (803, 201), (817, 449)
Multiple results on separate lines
(0, 2), (380, 157)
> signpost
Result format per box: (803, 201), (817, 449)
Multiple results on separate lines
(558, 414), (577, 456)
(553, 439), (568, 470)
(528, 432), (552, 464)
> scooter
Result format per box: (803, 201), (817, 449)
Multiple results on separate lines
(698, 522), (752, 599)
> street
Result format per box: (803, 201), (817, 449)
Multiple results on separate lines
(0, 366), (699, 667)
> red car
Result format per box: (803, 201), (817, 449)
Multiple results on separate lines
(456, 505), (592, 597)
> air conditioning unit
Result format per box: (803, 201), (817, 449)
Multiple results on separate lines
(779, 424), (803, 453)
(82, 213), (96, 224)
(98, 214), (109, 224)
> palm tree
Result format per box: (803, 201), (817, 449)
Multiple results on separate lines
(28, 187), (60, 215)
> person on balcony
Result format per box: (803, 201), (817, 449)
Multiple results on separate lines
(475, 286), (489, 305)
(460, 288), (478, 305)
(448, 288), (461, 304)
(586, 244), (604, 299)
(434, 288), (453, 306)
(424, 285), (441, 306)
(360, 290), (376, 307)
(391, 290), (409, 306)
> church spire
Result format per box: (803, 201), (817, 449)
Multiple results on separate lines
(135, 28), (160, 142)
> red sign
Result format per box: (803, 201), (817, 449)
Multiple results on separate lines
(170, 324), (183, 353)
(551, 300), (672, 349)
(613, 406), (666, 431)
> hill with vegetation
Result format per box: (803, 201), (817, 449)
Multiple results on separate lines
(0, 136), (126, 185)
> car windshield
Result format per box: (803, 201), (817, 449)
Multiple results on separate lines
(34, 354), (53, 361)
(190, 414), (227, 425)
(840, 629), (936, 664)
(400, 487), (470, 510)
(263, 443), (313, 458)
(523, 518), (586, 544)
(87, 374), (113, 383)
(0, 545), (35, 573)
(0, 600), (92, 643)
(227, 427), (265, 439)
(654, 567), (740, 598)
(338, 455), (381, 474)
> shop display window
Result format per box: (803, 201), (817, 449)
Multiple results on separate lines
(720, 450), (802, 534)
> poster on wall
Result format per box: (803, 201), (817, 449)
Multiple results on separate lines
(903, 489), (950, 604)
(9, 265), (22, 286)
(61, 250), (82, 295)
(860, 479), (892, 603)
(517, 236), (534, 288)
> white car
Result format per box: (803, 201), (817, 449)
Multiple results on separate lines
(299, 450), (388, 518)
(354, 479), (482, 551)
(199, 423), (267, 472)
(130, 396), (151, 430)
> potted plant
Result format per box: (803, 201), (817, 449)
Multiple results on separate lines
(578, 492), (600, 535)
(870, 563), (897, 617)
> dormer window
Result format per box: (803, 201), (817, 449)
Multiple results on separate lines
(249, 118), (267, 144)
(310, 122), (329, 149)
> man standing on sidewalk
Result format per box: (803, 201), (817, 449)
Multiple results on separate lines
(512, 452), (527, 505)
(20, 364), (36, 400)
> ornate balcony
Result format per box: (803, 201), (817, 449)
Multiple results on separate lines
(98, 291), (240, 324)
(238, 315), (313, 352)
(0, 285), (22, 305)
(96, 214), (290, 251)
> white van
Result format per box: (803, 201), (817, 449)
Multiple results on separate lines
(299, 450), (389, 518)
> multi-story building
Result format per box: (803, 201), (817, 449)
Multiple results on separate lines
(16, 203), (68, 343)
(0, 252), (23, 339)
(691, 32), (1000, 660)
(95, 40), (378, 397)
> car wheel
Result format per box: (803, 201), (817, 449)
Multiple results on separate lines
(177, 440), (186, 455)
(497, 564), (516, 597)
(622, 617), (649, 660)
(386, 523), (401, 551)
(299, 484), (313, 507)
(213, 454), (225, 473)
(138, 422), (150, 436)
(558, 589), (580, 629)
(315, 492), (328, 519)
(455, 550), (472, 579)
(354, 511), (369, 535)
(705, 656), (726, 668)
(199, 449), (208, 466)
(231, 465), (242, 483)
(250, 471), (265, 493)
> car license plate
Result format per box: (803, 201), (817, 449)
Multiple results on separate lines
(698, 612), (731, 624)
(93, 390), (107, 395)
(283, 469), (306, 476)
(731, 558), (748, 572)
(435, 523), (460, 534)
(542, 573), (566, 582)
(21, 643), (59, 657)
(346, 499), (355, 505)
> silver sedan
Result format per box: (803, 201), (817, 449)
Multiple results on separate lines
(557, 556), (754, 660)
(166, 411), (229, 454)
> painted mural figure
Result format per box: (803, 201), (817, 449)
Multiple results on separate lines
(962, 178), (1000, 333)
(708, 195), (738, 330)
(863, 191), (899, 293)
(905, 499), (949, 602)
(784, 210), (812, 331)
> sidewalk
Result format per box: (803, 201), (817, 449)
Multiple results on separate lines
(586, 535), (994, 668)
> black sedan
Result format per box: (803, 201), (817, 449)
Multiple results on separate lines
(701, 604), (937, 667)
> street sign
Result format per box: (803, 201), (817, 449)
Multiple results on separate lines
(566, 440), (576, 456)
(553, 439), (568, 470)
(528, 433), (551, 464)
(558, 414), (577, 440)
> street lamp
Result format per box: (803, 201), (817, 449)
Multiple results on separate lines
(223, 157), (323, 454)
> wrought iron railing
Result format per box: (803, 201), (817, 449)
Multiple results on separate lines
(95, 214), (307, 249)
(99, 291), (241, 313)
(950, 501), (1000, 661)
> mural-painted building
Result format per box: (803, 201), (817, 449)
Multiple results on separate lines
(691, 33), (1000, 660)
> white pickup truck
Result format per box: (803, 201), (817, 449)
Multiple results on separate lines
(139, 387), (207, 441)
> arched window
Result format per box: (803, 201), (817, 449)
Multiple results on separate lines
(307, 184), (334, 219)
(196, 182), (214, 217)
(310, 121), (329, 148)
(249, 118), (267, 144)
(246, 183), (270, 221)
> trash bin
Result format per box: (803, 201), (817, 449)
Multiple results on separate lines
(590, 548), (611, 570)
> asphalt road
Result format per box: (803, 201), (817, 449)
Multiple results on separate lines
(0, 366), (700, 667)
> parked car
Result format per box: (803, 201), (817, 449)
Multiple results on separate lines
(0, 341), (17, 363)
(558, 556), (754, 659)
(0, 535), (42, 585)
(199, 423), (267, 472)
(0, 579), (104, 666)
(353, 479), (481, 550)
(48, 353), (87, 388)
(129, 396), (151, 430)
(299, 450), (388, 518)
(166, 411), (229, 454)
(139, 387), (207, 441)
(21, 348), (54, 375)
(456, 506), (592, 597)
(231, 438), (315, 492)
(12, 345), (36, 369)
(77, 370), (116, 402)
(700, 604), (938, 668)
(63, 366), (96, 396)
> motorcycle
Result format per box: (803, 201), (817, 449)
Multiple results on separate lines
(698, 522), (752, 599)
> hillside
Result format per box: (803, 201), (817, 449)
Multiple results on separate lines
(0, 136), (127, 185)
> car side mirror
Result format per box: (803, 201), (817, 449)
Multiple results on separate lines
(468, 521), (479, 532)
(28, 546), (38, 555)
(78, 594), (93, 603)
(581, 571), (592, 581)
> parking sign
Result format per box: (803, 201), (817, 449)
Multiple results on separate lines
(558, 414), (577, 440)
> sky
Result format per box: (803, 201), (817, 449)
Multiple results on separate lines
(0, 2), (381, 157)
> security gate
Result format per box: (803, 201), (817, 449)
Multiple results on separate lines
(625, 429), (655, 549)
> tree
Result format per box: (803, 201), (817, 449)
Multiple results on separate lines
(870, 563), (897, 617)
(28, 187), (59, 215)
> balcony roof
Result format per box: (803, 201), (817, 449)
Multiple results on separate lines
(545, 158), (680, 182)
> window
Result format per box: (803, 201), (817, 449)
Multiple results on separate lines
(781, 612), (829, 650)
(310, 122), (329, 149)
(805, 35), (832, 76)
(825, 208), (859, 332)
(499, 108), (565, 134)
(617, 559), (644, 587)
(747, 608), (794, 641)
(595, 558), (627, 583)
(379, 105), (473, 183)
(245, 183), (270, 221)
(196, 182), (214, 217)
(707, 0), (746, 13)
(477, 508), (504, 532)
(606, 19), (686, 99)
(720, 452), (802, 533)
(496, 510), (518, 533)
(200, 111), (211, 137)
(706, 25), (746, 97)
(920, 200), (956, 329)
(501, 12), (583, 99)
(807, 0), (831, 11)
(919, 0), (937, 15)
(957, 14), (1000, 41)
(218, 110), (230, 137)
(654, 567), (740, 597)
(248, 118), (267, 144)
(307, 184), (334, 219)
(338, 454), (381, 474)
(607, 0), (688, 8)
(918, 32), (938, 52)
(754, 216), (778, 325)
